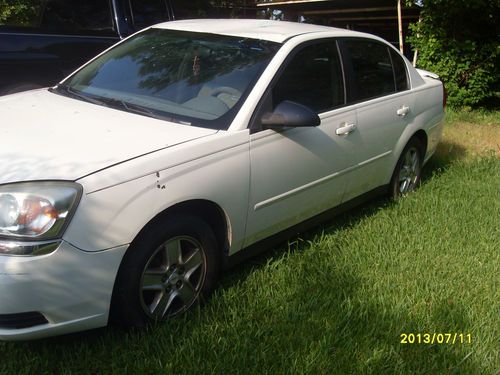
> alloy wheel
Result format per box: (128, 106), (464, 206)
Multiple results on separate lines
(139, 235), (206, 319)
(397, 146), (421, 194)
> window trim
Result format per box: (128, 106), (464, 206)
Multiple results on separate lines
(249, 38), (346, 133)
(388, 47), (410, 93)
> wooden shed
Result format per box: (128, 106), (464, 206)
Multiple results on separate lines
(255, 0), (421, 56)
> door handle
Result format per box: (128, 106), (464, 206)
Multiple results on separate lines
(336, 122), (357, 136)
(397, 105), (410, 117)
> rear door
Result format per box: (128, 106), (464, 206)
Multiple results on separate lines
(338, 38), (414, 200)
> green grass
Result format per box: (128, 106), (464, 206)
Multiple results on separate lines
(1, 111), (499, 375)
(445, 108), (500, 126)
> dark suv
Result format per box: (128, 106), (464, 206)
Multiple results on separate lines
(0, 0), (251, 95)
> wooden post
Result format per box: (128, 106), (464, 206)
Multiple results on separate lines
(412, 15), (422, 67)
(397, 0), (404, 53)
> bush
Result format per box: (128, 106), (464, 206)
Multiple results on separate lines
(407, 0), (499, 107)
(0, 0), (39, 25)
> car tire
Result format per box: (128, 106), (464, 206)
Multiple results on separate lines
(389, 137), (424, 199)
(111, 215), (220, 327)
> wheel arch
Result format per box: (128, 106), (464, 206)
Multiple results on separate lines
(412, 129), (428, 156)
(110, 200), (227, 325)
(393, 128), (428, 166)
(385, 128), (428, 188)
(128, 199), (231, 259)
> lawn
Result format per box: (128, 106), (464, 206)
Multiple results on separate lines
(1, 110), (499, 375)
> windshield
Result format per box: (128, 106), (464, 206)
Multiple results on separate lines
(55, 28), (280, 129)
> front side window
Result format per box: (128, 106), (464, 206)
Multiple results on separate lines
(341, 39), (395, 102)
(56, 29), (280, 130)
(272, 41), (344, 113)
(0, 0), (113, 35)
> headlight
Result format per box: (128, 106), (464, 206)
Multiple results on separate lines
(0, 181), (82, 241)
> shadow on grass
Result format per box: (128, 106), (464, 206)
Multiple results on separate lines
(421, 139), (468, 182)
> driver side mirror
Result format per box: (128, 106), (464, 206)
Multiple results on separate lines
(261, 100), (320, 129)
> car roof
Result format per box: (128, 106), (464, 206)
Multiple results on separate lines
(153, 19), (369, 44)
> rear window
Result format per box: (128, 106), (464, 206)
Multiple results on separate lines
(130, 0), (170, 29)
(0, 0), (114, 36)
(170, 0), (239, 19)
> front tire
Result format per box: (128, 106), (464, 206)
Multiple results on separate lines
(390, 137), (424, 199)
(111, 215), (220, 327)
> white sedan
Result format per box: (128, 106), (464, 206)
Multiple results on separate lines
(0, 19), (445, 340)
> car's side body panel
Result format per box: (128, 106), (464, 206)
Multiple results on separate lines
(411, 78), (445, 162)
(341, 91), (415, 201)
(66, 131), (251, 254)
(244, 108), (355, 247)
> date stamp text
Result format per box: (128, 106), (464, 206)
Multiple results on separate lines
(400, 333), (472, 344)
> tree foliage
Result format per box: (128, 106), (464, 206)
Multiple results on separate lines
(407, 0), (499, 107)
(0, 0), (39, 25)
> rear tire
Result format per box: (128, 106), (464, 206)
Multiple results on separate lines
(111, 215), (220, 327)
(390, 137), (424, 199)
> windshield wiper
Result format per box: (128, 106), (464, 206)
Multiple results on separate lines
(51, 85), (111, 107)
(110, 99), (187, 124)
(51, 85), (187, 124)
(120, 101), (162, 119)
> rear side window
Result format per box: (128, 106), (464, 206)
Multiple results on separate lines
(130, 0), (169, 29)
(390, 49), (410, 91)
(272, 41), (344, 113)
(340, 39), (395, 102)
(0, 0), (113, 36)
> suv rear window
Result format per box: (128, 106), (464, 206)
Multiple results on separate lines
(0, 0), (113, 36)
(130, 0), (169, 29)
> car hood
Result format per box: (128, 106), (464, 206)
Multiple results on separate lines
(0, 89), (218, 184)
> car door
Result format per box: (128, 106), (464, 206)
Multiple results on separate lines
(338, 38), (414, 201)
(243, 40), (357, 247)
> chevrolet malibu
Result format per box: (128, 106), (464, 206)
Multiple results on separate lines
(0, 19), (445, 340)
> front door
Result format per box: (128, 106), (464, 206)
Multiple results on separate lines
(243, 40), (356, 246)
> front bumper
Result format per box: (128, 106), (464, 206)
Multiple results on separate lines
(0, 241), (127, 341)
